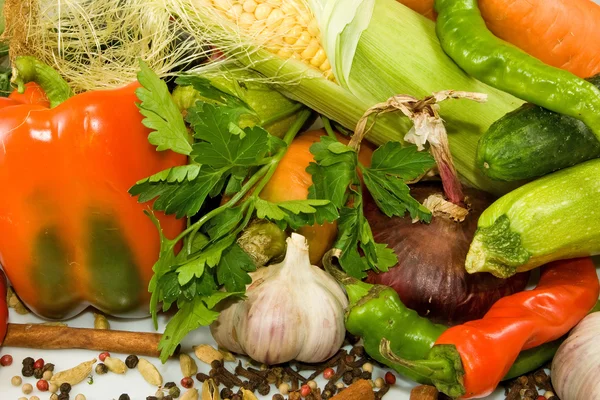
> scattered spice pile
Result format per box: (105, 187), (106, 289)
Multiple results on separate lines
(503, 364), (560, 400)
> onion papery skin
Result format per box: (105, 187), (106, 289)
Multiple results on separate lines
(365, 182), (530, 325)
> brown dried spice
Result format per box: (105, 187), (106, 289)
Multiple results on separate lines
(50, 359), (96, 386)
(138, 358), (163, 386)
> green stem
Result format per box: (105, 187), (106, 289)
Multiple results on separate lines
(322, 249), (373, 306)
(261, 102), (304, 127)
(13, 56), (73, 107)
(322, 116), (337, 139)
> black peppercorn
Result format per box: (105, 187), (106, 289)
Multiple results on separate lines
(118, 395), (131, 400)
(163, 397), (173, 400)
(257, 382), (270, 396)
(146, 397), (159, 400)
(125, 355), (139, 369)
(231, 395), (241, 400)
(22, 357), (34, 366)
(220, 387), (234, 398)
(59, 382), (72, 393)
(42, 363), (55, 372)
(324, 382), (337, 395)
(57, 393), (69, 400)
(21, 364), (34, 377)
(196, 372), (210, 382)
(272, 395), (284, 400)
(342, 371), (354, 385)
(164, 382), (177, 389)
(33, 367), (43, 379)
(361, 371), (372, 380)
(95, 363), (108, 375)
(351, 368), (362, 377)
(322, 390), (332, 399)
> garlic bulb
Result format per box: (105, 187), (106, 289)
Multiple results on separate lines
(551, 312), (600, 400)
(210, 233), (348, 365)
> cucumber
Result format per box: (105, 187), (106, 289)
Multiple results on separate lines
(465, 158), (600, 278)
(477, 75), (600, 181)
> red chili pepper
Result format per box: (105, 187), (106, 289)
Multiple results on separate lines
(0, 57), (186, 319)
(0, 270), (7, 344)
(380, 257), (599, 398)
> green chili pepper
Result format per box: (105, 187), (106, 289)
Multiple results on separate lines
(323, 251), (580, 389)
(435, 0), (600, 139)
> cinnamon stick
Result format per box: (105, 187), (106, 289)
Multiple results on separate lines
(410, 385), (439, 400)
(331, 379), (375, 400)
(2, 323), (163, 357)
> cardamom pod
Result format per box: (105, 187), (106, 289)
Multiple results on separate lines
(193, 344), (224, 365)
(104, 356), (126, 374)
(137, 358), (163, 386)
(217, 347), (237, 362)
(50, 359), (96, 386)
(93, 313), (110, 330)
(179, 353), (198, 377)
(181, 388), (199, 400)
(201, 379), (220, 400)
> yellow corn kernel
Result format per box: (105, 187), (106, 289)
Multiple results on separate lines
(239, 12), (256, 27)
(213, 0), (233, 11)
(310, 48), (327, 67)
(294, 31), (312, 49)
(227, 3), (244, 19)
(266, 8), (284, 27)
(277, 48), (294, 59)
(254, 3), (272, 20)
(307, 19), (320, 37)
(301, 38), (320, 59)
(284, 24), (303, 45)
(242, 0), (257, 13)
(319, 59), (331, 72)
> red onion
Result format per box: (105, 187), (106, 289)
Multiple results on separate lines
(364, 182), (530, 325)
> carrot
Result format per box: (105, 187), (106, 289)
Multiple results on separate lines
(479, 0), (600, 78)
(396, 0), (436, 19)
(396, 0), (600, 79)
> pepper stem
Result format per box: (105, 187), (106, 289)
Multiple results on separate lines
(12, 56), (73, 107)
(379, 338), (466, 398)
(322, 249), (372, 306)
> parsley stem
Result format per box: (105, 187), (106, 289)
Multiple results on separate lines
(322, 116), (337, 139)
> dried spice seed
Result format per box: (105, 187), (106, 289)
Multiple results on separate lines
(104, 357), (127, 374)
(74, 395), (86, 400)
(384, 372), (396, 385)
(362, 363), (373, 373)
(22, 357), (34, 366)
(57, 394), (69, 400)
(22, 364), (34, 377)
(51, 359), (96, 386)
(193, 345), (224, 365)
(99, 352), (110, 362)
(257, 382), (271, 396)
(195, 372), (209, 383)
(0, 354), (13, 366)
(34, 358), (45, 370)
(22, 383), (34, 394)
(34, 368), (44, 379)
(37, 379), (50, 391)
(30, 396), (40, 400)
(43, 363), (56, 373)
(218, 347), (237, 362)
(43, 370), (54, 380)
(272, 395), (284, 400)
(169, 386), (181, 398)
(164, 382), (177, 389)
(181, 377), (194, 389)
(11, 375), (22, 386)
(51, 394), (59, 400)
(180, 388), (199, 400)
(118, 395), (130, 400)
(93, 313), (110, 330)
(179, 354), (198, 377)
(49, 383), (59, 393)
(60, 383), (72, 393)
(125, 355), (139, 369)
(300, 384), (312, 397)
(155, 389), (165, 400)
(138, 358), (163, 386)
(95, 364), (108, 375)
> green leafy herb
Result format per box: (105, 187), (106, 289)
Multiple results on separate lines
(136, 60), (192, 155)
(131, 64), (316, 361)
(307, 138), (434, 277)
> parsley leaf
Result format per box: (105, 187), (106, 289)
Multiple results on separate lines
(188, 104), (270, 168)
(136, 60), (192, 155)
(216, 244), (256, 292)
(129, 165), (224, 218)
(255, 198), (338, 230)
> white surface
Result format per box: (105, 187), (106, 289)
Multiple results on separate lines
(0, 308), (507, 400)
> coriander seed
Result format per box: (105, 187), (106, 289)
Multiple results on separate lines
(43, 369), (53, 380)
(125, 355), (139, 369)
(374, 377), (385, 388)
(272, 395), (284, 400)
(168, 386), (181, 398)
(278, 382), (290, 395)
(30, 396), (41, 400)
(51, 394), (59, 400)
(362, 362), (373, 373)
(49, 383), (59, 393)
(11, 375), (22, 386)
(74, 395), (86, 400)
(22, 383), (34, 394)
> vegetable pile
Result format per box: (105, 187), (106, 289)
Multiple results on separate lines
(0, 0), (599, 399)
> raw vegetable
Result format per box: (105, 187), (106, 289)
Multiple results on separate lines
(129, 63), (338, 361)
(18, 0), (523, 195)
(259, 129), (373, 265)
(364, 182), (530, 325)
(435, 0), (600, 138)
(210, 233), (348, 364)
(477, 76), (600, 181)
(0, 57), (186, 319)
(552, 311), (600, 400)
(380, 257), (600, 398)
(397, 0), (436, 19)
(0, 270), (7, 344)
(479, 0), (600, 79)
(323, 252), (586, 392)
(466, 158), (600, 277)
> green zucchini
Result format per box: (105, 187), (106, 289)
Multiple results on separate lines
(477, 75), (600, 181)
(465, 158), (600, 278)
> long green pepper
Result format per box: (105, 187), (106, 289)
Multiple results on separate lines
(323, 253), (572, 386)
(435, 0), (600, 139)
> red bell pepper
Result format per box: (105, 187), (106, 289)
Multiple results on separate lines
(0, 57), (186, 319)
